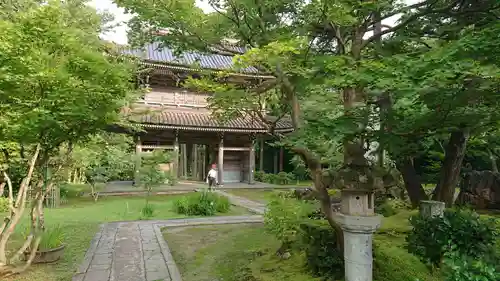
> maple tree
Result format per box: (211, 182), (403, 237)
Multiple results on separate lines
(0, 0), (138, 275)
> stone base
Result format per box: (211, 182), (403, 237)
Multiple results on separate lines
(420, 200), (445, 218)
(334, 213), (382, 281)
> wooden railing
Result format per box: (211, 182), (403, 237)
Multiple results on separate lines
(138, 88), (209, 108)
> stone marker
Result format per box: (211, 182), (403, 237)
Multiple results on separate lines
(334, 190), (382, 281)
(419, 200), (445, 218)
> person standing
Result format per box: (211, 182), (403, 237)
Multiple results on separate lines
(206, 163), (218, 191)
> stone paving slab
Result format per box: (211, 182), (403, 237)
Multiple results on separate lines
(73, 216), (263, 281)
(73, 190), (267, 281)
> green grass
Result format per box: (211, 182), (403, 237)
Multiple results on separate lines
(292, 180), (313, 187)
(225, 189), (285, 203)
(163, 224), (320, 281)
(4, 195), (249, 281)
(373, 235), (443, 281)
(378, 210), (417, 234)
(163, 221), (443, 281)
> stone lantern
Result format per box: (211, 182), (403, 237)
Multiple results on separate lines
(340, 189), (375, 216)
(334, 189), (382, 281)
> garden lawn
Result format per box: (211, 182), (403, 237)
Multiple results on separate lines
(162, 218), (443, 281)
(291, 180), (313, 187)
(163, 223), (318, 281)
(225, 189), (284, 203)
(4, 195), (249, 281)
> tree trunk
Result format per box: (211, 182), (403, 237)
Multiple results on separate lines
(310, 165), (344, 251)
(396, 157), (428, 208)
(488, 149), (498, 172)
(432, 129), (470, 206)
(0, 144), (40, 269)
(279, 61), (344, 250)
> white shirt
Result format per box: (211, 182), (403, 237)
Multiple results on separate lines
(207, 169), (217, 181)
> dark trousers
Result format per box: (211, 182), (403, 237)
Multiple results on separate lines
(208, 177), (216, 190)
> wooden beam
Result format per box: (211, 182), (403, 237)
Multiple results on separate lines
(223, 147), (251, 151)
(140, 145), (174, 150)
(140, 130), (255, 145)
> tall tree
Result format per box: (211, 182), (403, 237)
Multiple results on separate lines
(0, 0), (138, 275)
(116, 0), (500, 227)
(378, 17), (500, 206)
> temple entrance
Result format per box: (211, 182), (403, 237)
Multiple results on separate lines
(223, 151), (243, 183)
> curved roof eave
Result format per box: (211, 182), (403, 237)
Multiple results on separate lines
(140, 123), (294, 134)
(141, 61), (275, 79)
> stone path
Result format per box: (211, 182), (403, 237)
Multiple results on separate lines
(73, 189), (268, 281)
(100, 180), (307, 195)
(213, 190), (267, 214)
(72, 216), (263, 281)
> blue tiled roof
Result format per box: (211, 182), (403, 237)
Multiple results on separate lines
(122, 42), (259, 73)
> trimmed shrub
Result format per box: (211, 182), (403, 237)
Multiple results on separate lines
(406, 208), (498, 267)
(254, 170), (265, 182)
(274, 172), (295, 185)
(173, 192), (230, 216)
(264, 196), (315, 247)
(262, 173), (276, 184)
(442, 252), (499, 281)
(298, 220), (343, 280)
(257, 172), (295, 185)
(0, 197), (9, 213)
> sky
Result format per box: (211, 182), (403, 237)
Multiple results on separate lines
(89, 0), (419, 45)
(88, 0), (213, 45)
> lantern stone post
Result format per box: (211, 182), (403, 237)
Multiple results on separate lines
(334, 189), (382, 281)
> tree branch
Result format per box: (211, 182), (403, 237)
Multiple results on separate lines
(362, 0), (459, 49)
(210, 1), (256, 48)
(377, 0), (440, 23)
(251, 79), (278, 95)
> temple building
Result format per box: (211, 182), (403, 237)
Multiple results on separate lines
(121, 43), (293, 185)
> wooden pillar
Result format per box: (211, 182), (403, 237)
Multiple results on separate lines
(200, 145), (205, 181)
(259, 138), (264, 171)
(173, 131), (179, 178)
(204, 144), (210, 176)
(181, 143), (188, 179)
(134, 136), (142, 186)
(273, 150), (278, 174)
(279, 147), (284, 172)
(249, 138), (256, 184)
(218, 134), (224, 186)
(186, 143), (193, 178)
(192, 144), (198, 180)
